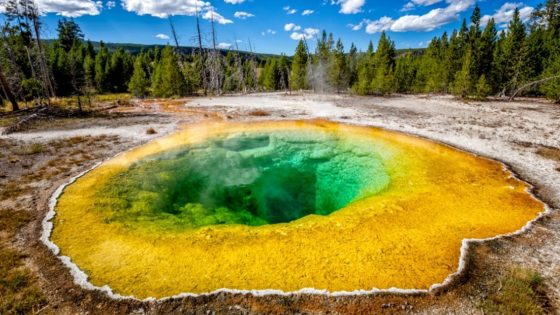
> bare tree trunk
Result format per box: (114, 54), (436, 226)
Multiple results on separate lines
(207, 9), (223, 95)
(168, 17), (184, 66)
(31, 4), (55, 99)
(195, 3), (207, 95)
(0, 68), (19, 111)
(210, 9), (217, 51)
(509, 75), (560, 101)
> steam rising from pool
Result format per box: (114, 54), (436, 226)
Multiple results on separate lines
(99, 131), (389, 228)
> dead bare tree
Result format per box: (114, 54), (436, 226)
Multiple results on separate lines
(168, 17), (185, 67)
(0, 68), (19, 111)
(26, 0), (54, 100)
(206, 8), (223, 95)
(509, 75), (560, 101)
(195, 3), (207, 95)
(0, 28), (25, 108)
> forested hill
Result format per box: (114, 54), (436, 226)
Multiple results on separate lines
(43, 39), (424, 58)
(43, 39), (279, 59)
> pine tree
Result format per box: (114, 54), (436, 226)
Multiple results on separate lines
(261, 58), (280, 91)
(475, 74), (491, 100)
(108, 48), (132, 92)
(277, 54), (290, 91)
(290, 40), (308, 90)
(151, 46), (189, 97)
(353, 41), (375, 94)
(57, 18), (84, 52)
(503, 8), (527, 94)
(452, 48), (473, 98)
(540, 51), (560, 102)
(330, 39), (348, 93)
(347, 43), (358, 87)
(83, 54), (95, 92)
(395, 51), (417, 93)
(371, 31), (396, 95)
(479, 19), (497, 91)
(128, 54), (150, 97)
(94, 44), (110, 92)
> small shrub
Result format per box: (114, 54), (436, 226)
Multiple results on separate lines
(146, 127), (157, 135)
(27, 143), (45, 154)
(248, 110), (270, 117)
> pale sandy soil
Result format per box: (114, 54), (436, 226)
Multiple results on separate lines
(1, 93), (559, 314)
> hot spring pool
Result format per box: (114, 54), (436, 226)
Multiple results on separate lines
(48, 120), (544, 298)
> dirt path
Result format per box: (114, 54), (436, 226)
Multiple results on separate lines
(1, 94), (558, 314)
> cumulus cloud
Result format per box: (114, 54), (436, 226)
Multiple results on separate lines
(363, 0), (475, 33)
(349, 19), (367, 31)
(234, 11), (254, 19)
(283, 6), (297, 15)
(224, 0), (245, 3)
(106, 1), (115, 9)
(6, 0), (103, 17)
(290, 28), (320, 40)
(217, 42), (232, 49)
(332, 0), (365, 14)
(401, 0), (443, 11)
(302, 9), (314, 16)
(122, 0), (206, 18)
(121, 0), (232, 24)
(201, 10), (233, 24)
(284, 23), (301, 32)
(156, 33), (170, 39)
(481, 2), (534, 27)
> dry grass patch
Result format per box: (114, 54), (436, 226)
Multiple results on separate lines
(0, 183), (22, 200)
(0, 209), (47, 315)
(536, 146), (560, 163)
(480, 268), (551, 314)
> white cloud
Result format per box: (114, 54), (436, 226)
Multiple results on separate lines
(121, 0), (232, 23)
(290, 28), (320, 40)
(363, 0), (475, 33)
(284, 23), (301, 31)
(201, 10), (233, 24)
(283, 6), (297, 15)
(261, 29), (277, 36)
(481, 2), (534, 27)
(349, 20), (367, 31)
(333, 0), (365, 14)
(8, 0), (103, 17)
(365, 16), (393, 33)
(234, 11), (254, 19)
(217, 42), (232, 49)
(401, 0), (443, 11)
(156, 33), (170, 39)
(122, 0), (209, 18)
(106, 1), (115, 9)
(224, 0), (245, 3)
(302, 9), (314, 16)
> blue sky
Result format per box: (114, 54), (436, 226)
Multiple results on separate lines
(2, 0), (541, 54)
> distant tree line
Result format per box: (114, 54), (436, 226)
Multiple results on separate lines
(1, 0), (559, 112)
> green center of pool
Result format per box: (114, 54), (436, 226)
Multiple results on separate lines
(97, 131), (391, 228)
